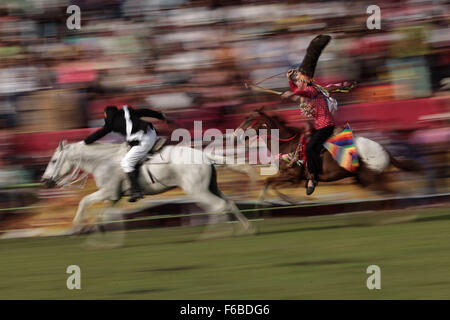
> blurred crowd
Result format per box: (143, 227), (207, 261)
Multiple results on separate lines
(0, 0), (449, 192)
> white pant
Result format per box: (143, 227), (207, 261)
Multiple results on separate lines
(121, 128), (157, 173)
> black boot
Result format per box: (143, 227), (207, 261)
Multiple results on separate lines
(306, 174), (317, 196)
(127, 171), (143, 203)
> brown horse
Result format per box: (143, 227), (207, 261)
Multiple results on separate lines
(236, 109), (420, 202)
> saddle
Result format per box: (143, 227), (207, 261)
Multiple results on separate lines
(150, 137), (167, 154)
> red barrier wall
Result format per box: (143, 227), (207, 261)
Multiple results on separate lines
(12, 96), (449, 156)
(13, 128), (96, 157)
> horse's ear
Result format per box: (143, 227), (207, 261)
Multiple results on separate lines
(256, 106), (266, 114)
(58, 140), (68, 151)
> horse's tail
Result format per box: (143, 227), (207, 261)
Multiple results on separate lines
(202, 146), (237, 166)
(387, 150), (422, 172)
(203, 152), (224, 165)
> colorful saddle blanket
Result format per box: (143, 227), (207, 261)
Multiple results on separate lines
(278, 124), (359, 172)
(323, 124), (359, 172)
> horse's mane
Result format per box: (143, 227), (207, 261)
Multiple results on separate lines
(271, 114), (287, 126)
(255, 111), (286, 126)
(85, 142), (126, 150)
(69, 141), (128, 160)
(257, 111), (304, 133)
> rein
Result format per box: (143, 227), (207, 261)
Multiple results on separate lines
(279, 134), (298, 142)
(254, 72), (285, 85)
(246, 117), (299, 142)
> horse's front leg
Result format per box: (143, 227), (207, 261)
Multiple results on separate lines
(96, 199), (121, 233)
(258, 176), (287, 204)
(260, 172), (299, 204)
(271, 180), (298, 204)
(257, 182), (270, 202)
(72, 190), (109, 228)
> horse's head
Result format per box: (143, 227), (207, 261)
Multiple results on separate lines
(41, 140), (73, 188)
(237, 108), (277, 133)
(236, 108), (304, 150)
(233, 109), (280, 146)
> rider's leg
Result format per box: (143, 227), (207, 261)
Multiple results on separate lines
(121, 148), (144, 202)
(305, 126), (334, 195)
(305, 141), (320, 195)
(121, 129), (157, 202)
(306, 133), (321, 179)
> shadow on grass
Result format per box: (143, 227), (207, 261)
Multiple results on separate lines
(140, 265), (204, 272)
(257, 223), (369, 236)
(112, 288), (169, 295)
(414, 213), (450, 224)
(274, 258), (361, 267)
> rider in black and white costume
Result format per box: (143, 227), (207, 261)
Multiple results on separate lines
(84, 105), (167, 202)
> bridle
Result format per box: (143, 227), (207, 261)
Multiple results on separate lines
(48, 147), (89, 189)
(242, 113), (298, 142)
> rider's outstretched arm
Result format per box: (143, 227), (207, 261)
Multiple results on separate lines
(135, 108), (166, 121)
(84, 124), (112, 145)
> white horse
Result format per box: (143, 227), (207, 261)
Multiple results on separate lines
(41, 140), (253, 235)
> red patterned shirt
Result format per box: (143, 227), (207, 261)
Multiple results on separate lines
(289, 81), (335, 130)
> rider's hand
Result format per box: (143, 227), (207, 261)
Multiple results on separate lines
(281, 91), (294, 99)
(304, 121), (313, 134)
(286, 69), (295, 80)
(160, 113), (169, 123)
(165, 118), (177, 129)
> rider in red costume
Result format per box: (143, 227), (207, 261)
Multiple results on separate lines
(282, 34), (335, 196)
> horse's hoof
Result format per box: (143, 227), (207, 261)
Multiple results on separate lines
(197, 223), (233, 241)
(83, 228), (125, 250)
(98, 224), (107, 234)
(234, 224), (257, 236)
(128, 196), (143, 203)
(66, 225), (83, 236)
(66, 224), (96, 236)
(247, 225), (257, 235)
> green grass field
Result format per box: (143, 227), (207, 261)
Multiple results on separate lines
(1, 207), (450, 299)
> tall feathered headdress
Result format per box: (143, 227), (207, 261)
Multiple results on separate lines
(298, 34), (331, 78)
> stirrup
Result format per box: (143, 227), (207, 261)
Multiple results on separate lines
(127, 171), (143, 202)
(128, 191), (143, 203)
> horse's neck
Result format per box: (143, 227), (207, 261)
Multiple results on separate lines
(267, 122), (303, 154)
(270, 117), (302, 139)
(283, 125), (302, 137)
(67, 142), (124, 173)
(275, 124), (302, 142)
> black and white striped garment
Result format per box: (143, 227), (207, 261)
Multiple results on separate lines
(84, 105), (165, 145)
